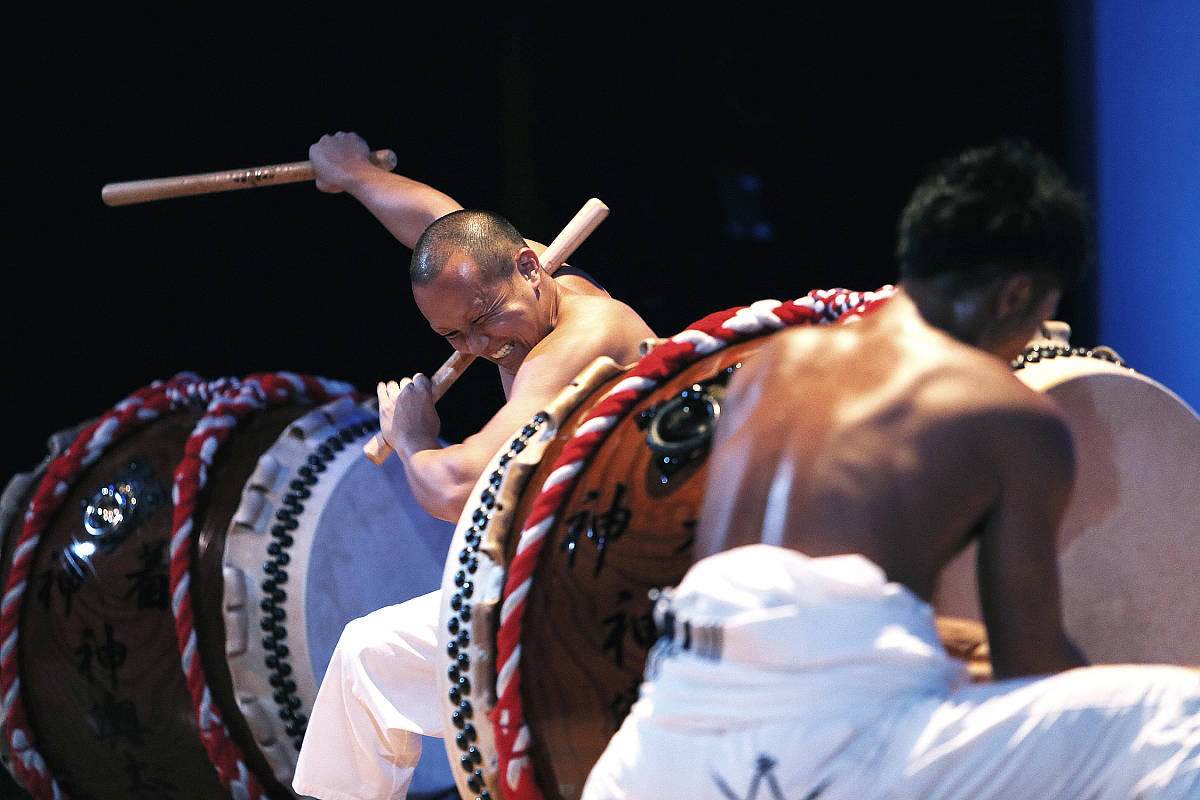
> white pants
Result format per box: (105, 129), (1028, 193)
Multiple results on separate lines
(292, 590), (447, 800)
(583, 545), (1200, 800)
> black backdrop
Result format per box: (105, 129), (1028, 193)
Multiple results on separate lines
(2, 5), (1085, 495)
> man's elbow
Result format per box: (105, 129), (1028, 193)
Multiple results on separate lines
(407, 450), (478, 523)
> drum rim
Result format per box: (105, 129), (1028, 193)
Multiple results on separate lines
(437, 288), (897, 800)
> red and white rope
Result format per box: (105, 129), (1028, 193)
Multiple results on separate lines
(487, 288), (896, 799)
(0, 372), (356, 800)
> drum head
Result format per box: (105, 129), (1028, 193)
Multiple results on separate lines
(935, 349), (1200, 665)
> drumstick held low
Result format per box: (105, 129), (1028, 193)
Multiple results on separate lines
(363, 197), (610, 465)
(100, 149), (399, 206)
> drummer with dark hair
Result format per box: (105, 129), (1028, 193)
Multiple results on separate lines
(292, 132), (656, 799)
(583, 140), (1200, 799)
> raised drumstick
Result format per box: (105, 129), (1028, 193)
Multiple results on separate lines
(100, 149), (399, 206)
(362, 197), (610, 465)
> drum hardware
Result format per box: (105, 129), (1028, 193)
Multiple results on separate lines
(65, 461), (166, 578)
(639, 363), (742, 481)
(79, 461), (164, 541)
(1011, 343), (1126, 370)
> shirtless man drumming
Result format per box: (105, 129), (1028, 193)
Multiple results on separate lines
(583, 140), (1200, 799)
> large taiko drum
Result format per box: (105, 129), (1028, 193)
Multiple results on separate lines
(0, 372), (457, 800)
(935, 330), (1200, 665)
(429, 291), (970, 800)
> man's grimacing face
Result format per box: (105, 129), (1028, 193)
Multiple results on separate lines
(413, 250), (549, 373)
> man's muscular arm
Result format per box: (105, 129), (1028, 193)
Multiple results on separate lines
(383, 300), (654, 521)
(975, 402), (1089, 678)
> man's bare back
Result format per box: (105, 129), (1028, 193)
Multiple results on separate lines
(695, 291), (1082, 676)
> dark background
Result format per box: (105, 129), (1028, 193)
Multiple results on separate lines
(2, 5), (1090, 492)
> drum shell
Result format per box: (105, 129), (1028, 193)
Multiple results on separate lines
(0, 383), (457, 799)
(0, 402), (301, 800)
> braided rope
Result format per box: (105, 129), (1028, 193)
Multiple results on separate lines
(0, 372), (356, 800)
(488, 287), (896, 799)
(167, 373), (354, 800)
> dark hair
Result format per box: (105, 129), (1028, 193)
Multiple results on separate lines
(896, 139), (1092, 290)
(410, 209), (528, 285)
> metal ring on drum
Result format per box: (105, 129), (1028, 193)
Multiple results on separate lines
(934, 332), (1200, 666)
(0, 373), (457, 800)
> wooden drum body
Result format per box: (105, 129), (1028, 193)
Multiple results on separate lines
(0, 373), (456, 800)
(432, 293), (899, 800)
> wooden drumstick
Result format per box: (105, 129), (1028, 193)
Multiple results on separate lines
(100, 149), (399, 206)
(363, 197), (611, 465)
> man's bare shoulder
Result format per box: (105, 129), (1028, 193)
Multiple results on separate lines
(507, 293), (655, 400)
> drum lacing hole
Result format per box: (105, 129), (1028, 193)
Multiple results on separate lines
(512, 440), (526, 453)
(458, 548), (474, 564)
(455, 732), (470, 751)
(451, 710), (466, 730)
(468, 746), (482, 764)
(324, 435), (345, 451)
(458, 676), (471, 693)
(466, 558), (478, 574)
(462, 723), (477, 742)
(451, 594), (463, 610)
(449, 665), (461, 682)
(448, 617), (460, 634)
(260, 598), (276, 612)
(479, 489), (495, 508)
(455, 570), (466, 587)
(273, 569), (289, 584)
(275, 644), (290, 658)
(305, 454), (327, 471)
(263, 635), (277, 650)
(478, 790), (491, 799)
(460, 755), (474, 772)
(498, 453), (512, 466)
(488, 471), (502, 488)
(297, 466), (316, 480)
(448, 641), (459, 657)
(460, 582), (474, 598)
(471, 509), (491, 526)
(449, 687), (461, 704)
(273, 625), (287, 640)
(317, 444), (334, 460)
(457, 653), (470, 669)
(467, 770), (485, 792)
(275, 552), (291, 566)
(271, 588), (286, 602)
(457, 630), (470, 646)
(460, 606), (472, 622)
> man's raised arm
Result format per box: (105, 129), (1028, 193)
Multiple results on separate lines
(310, 131), (463, 247)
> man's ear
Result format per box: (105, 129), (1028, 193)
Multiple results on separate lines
(992, 273), (1035, 322)
(515, 247), (543, 286)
